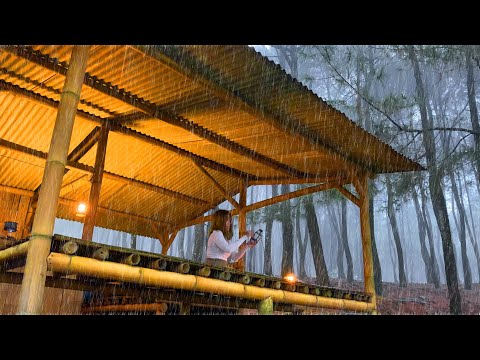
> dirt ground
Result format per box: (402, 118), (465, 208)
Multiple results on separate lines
(294, 279), (480, 315)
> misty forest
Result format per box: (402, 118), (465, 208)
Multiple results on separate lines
(52, 45), (480, 315)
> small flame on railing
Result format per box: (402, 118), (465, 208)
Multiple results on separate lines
(284, 273), (297, 283)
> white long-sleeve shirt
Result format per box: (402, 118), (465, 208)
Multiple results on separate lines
(206, 230), (249, 262)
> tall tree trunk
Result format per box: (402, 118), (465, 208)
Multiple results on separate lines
(466, 46), (480, 186)
(304, 197), (329, 285)
(364, 49), (383, 296)
(387, 225), (399, 283)
(386, 177), (407, 287)
(408, 45), (461, 314)
(177, 228), (186, 259)
(295, 204), (307, 279)
(460, 166), (480, 281)
(420, 182), (440, 287)
(412, 187), (435, 284)
(280, 184), (294, 276)
(326, 203), (345, 279)
(449, 171), (472, 289)
(263, 185), (277, 276)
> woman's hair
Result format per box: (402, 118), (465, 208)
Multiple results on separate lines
(209, 209), (233, 239)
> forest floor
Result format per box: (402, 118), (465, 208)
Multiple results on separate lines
(297, 279), (480, 315)
(375, 281), (480, 315)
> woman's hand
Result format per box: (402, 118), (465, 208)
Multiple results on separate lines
(245, 230), (254, 238)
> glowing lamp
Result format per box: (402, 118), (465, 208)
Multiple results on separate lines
(76, 202), (87, 217)
(284, 273), (297, 284)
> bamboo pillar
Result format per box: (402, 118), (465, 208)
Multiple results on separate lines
(16, 46), (90, 315)
(258, 296), (273, 315)
(233, 181), (247, 271)
(82, 123), (109, 241)
(356, 174), (377, 312)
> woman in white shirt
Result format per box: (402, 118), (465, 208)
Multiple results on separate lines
(206, 209), (256, 267)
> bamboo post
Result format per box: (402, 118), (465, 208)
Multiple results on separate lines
(258, 296), (273, 315)
(82, 123), (109, 241)
(233, 181), (247, 271)
(355, 173), (377, 312)
(16, 46), (90, 315)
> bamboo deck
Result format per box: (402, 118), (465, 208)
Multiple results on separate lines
(0, 234), (372, 314)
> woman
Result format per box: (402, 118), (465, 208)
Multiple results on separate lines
(206, 209), (256, 267)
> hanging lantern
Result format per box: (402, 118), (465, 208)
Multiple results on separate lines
(76, 202), (87, 217)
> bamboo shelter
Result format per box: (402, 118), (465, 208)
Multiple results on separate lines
(0, 45), (423, 315)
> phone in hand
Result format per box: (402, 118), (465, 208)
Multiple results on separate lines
(247, 229), (263, 246)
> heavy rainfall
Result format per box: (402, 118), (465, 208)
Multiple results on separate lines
(1, 45), (479, 315)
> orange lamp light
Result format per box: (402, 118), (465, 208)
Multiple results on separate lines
(76, 202), (87, 217)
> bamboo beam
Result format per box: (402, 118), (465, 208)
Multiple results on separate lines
(354, 173), (377, 312)
(0, 272), (296, 313)
(67, 126), (101, 162)
(47, 252), (375, 313)
(177, 214), (215, 229)
(141, 45), (373, 175)
(192, 161), (240, 208)
(82, 124), (109, 242)
(0, 138), (207, 206)
(0, 66), (114, 117)
(335, 186), (360, 207)
(233, 182), (342, 215)
(0, 79), (105, 124)
(0, 241), (29, 263)
(249, 175), (345, 186)
(0, 184), (34, 197)
(17, 46), (91, 315)
(176, 181), (343, 229)
(58, 197), (170, 228)
(82, 302), (168, 314)
(103, 171), (207, 206)
(161, 229), (179, 255)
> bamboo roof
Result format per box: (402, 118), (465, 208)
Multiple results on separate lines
(0, 45), (423, 238)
